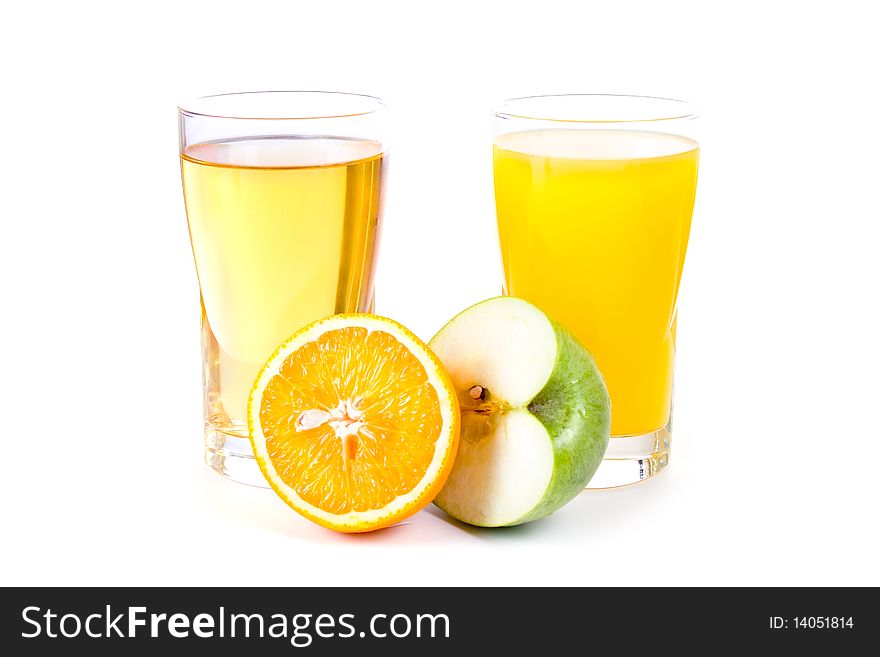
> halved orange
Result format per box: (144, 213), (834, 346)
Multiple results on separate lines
(248, 314), (460, 533)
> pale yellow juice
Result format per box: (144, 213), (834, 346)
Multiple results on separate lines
(181, 137), (385, 434)
(494, 129), (698, 436)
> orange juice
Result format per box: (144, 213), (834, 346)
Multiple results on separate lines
(494, 129), (698, 436)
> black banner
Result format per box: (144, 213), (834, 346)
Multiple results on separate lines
(0, 587), (873, 653)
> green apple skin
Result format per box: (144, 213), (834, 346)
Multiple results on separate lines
(430, 296), (611, 527)
(518, 318), (610, 524)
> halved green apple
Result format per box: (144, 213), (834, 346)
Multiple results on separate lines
(429, 297), (610, 527)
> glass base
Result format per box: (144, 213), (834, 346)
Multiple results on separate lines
(586, 423), (671, 489)
(204, 422), (671, 490)
(204, 427), (269, 487)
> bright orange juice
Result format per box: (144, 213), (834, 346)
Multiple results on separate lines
(494, 129), (699, 436)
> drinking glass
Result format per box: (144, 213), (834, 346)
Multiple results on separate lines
(179, 91), (387, 485)
(492, 94), (699, 488)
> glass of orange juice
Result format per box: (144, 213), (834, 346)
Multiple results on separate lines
(179, 91), (387, 485)
(493, 94), (699, 488)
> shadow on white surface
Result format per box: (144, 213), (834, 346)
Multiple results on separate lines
(197, 461), (674, 543)
(195, 467), (465, 545)
(425, 470), (674, 539)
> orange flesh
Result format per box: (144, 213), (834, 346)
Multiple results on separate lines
(258, 327), (443, 515)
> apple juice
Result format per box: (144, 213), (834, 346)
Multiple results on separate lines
(181, 137), (385, 437)
(493, 129), (699, 436)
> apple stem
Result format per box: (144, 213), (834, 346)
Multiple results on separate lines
(469, 385), (487, 401)
(463, 385), (500, 415)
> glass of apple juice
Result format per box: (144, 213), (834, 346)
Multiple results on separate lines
(179, 91), (387, 485)
(492, 94), (699, 488)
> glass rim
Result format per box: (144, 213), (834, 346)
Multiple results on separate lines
(493, 93), (699, 124)
(177, 90), (387, 121)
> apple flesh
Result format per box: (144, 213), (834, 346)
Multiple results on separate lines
(429, 297), (610, 527)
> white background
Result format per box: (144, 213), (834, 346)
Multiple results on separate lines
(1, 0), (878, 587)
